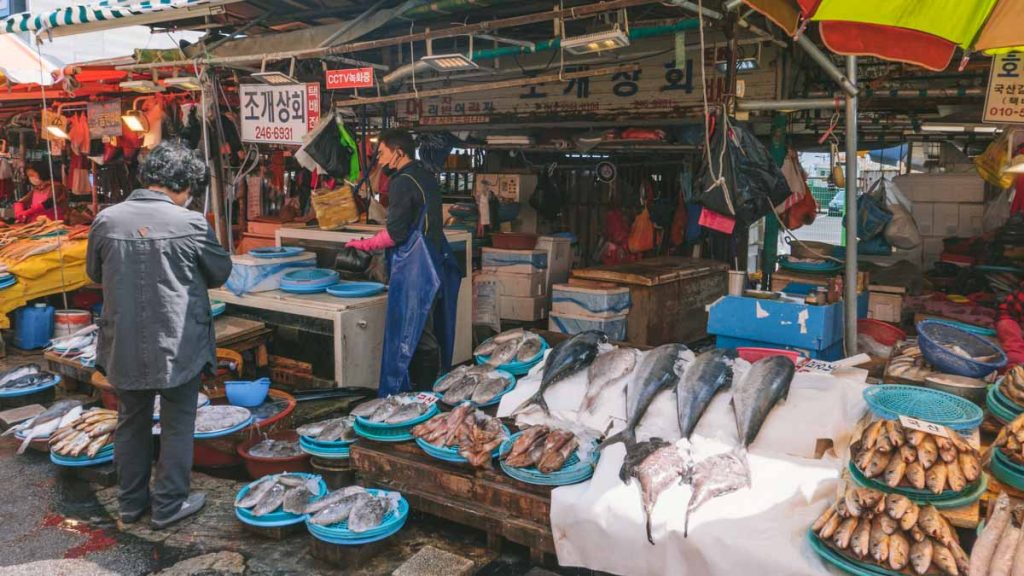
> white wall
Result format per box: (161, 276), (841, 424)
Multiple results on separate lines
(27, 0), (201, 65)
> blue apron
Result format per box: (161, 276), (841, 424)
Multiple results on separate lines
(378, 175), (461, 396)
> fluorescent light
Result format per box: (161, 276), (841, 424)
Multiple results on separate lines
(121, 110), (148, 133)
(715, 58), (759, 73)
(420, 54), (479, 72)
(251, 71), (299, 85)
(119, 80), (164, 93)
(45, 125), (69, 139)
(561, 27), (630, 56)
(163, 76), (203, 91)
(920, 123), (1000, 134)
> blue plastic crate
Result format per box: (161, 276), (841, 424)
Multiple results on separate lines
(708, 294), (867, 352)
(714, 335), (844, 361)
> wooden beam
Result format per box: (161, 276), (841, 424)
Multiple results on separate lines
(334, 63), (639, 107)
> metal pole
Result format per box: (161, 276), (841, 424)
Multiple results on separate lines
(844, 55), (858, 356)
(737, 97), (840, 111)
(796, 35), (858, 97)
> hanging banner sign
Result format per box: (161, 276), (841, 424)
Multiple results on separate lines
(87, 101), (122, 138)
(984, 52), (1024, 124)
(240, 83), (321, 145)
(325, 67), (374, 90)
(40, 109), (67, 141)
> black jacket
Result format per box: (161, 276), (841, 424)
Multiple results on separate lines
(386, 161), (443, 251)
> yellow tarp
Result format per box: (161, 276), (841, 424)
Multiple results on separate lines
(0, 239), (89, 329)
(810, 0), (999, 49)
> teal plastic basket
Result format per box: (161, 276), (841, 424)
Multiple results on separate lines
(474, 338), (550, 376)
(992, 449), (1024, 491)
(807, 529), (900, 576)
(847, 461), (987, 508)
(778, 256), (844, 275)
(305, 489), (408, 544)
(435, 370), (517, 408)
(415, 425), (510, 464)
(497, 432), (597, 486)
(352, 419), (414, 442)
(234, 473), (327, 528)
(988, 384), (1024, 424)
(863, 385), (983, 431)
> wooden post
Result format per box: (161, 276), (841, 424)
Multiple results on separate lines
(203, 70), (228, 247)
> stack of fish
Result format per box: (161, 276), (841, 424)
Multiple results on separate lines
(49, 408), (117, 458)
(48, 325), (97, 357)
(811, 485), (969, 575)
(888, 342), (935, 382)
(502, 426), (579, 473)
(0, 364), (57, 392)
(306, 486), (397, 532)
(411, 404), (508, 467)
(297, 416), (357, 443)
(434, 365), (512, 405)
(247, 439), (304, 458)
(235, 473), (321, 517)
(992, 413), (1024, 465)
(194, 405), (252, 434)
(474, 328), (545, 366)
(2, 399), (82, 454)
(1002, 366), (1024, 408)
(352, 393), (432, 425)
(971, 492), (1024, 576)
(851, 419), (982, 494)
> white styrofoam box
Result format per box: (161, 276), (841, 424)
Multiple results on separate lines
(931, 203), (959, 237)
(911, 203), (934, 236)
(537, 235), (572, 288)
(477, 268), (546, 298)
(893, 173), (985, 204)
(549, 311), (627, 342)
(958, 203), (984, 238)
(552, 282), (631, 318)
(481, 248), (548, 273)
(499, 295), (548, 321)
(225, 252), (316, 295)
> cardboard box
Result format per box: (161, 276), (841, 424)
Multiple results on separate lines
(958, 203), (984, 238)
(481, 248), (547, 273)
(500, 295), (547, 321)
(477, 269), (546, 297)
(931, 204), (959, 237)
(868, 284), (905, 324)
(893, 173), (986, 204)
(911, 203), (934, 236)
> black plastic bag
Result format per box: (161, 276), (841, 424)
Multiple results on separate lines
(335, 247), (372, 273)
(696, 111), (791, 226)
(530, 170), (564, 221)
(300, 116), (353, 179)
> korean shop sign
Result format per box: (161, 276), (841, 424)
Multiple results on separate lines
(325, 67), (374, 90)
(87, 100), (122, 138)
(241, 83), (321, 145)
(984, 52), (1024, 124)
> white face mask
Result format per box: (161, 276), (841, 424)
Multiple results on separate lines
(28, 177), (42, 187)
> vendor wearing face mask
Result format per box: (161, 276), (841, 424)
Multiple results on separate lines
(347, 129), (461, 395)
(16, 162), (66, 223)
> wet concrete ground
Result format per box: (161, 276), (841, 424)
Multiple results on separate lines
(0, 353), (601, 576)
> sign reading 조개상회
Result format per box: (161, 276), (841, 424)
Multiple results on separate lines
(240, 83), (321, 145)
(984, 52), (1024, 124)
(325, 68), (374, 90)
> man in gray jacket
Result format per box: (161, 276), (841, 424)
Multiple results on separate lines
(87, 140), (232, 529)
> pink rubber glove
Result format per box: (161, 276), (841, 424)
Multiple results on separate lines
(346, 229), (396, 251)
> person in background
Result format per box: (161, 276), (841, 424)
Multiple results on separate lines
(86, 140), (232, 530)
(15, 161), (66, 223)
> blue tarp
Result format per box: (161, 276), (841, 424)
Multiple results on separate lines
(868, 144), (908, 167)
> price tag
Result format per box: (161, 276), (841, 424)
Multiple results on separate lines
(416, 392), (439, 406)
(799, 359), (836, 374)
(898, 415), (950, 439)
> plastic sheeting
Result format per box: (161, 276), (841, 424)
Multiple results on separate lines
(497, 347), (869, 576)
(0, 240), (89, 329)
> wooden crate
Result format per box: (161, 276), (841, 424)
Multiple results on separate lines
(570, 257), (728, 346)
(350, 441), (555, 563)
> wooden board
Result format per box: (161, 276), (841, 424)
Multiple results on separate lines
(214, 315), (267, 345)
(350, 441), (555, 558)
(571, 256), (727, 287)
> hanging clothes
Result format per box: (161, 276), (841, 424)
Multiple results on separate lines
(338, 123), (360, 183)
(142, 97), (164, 149)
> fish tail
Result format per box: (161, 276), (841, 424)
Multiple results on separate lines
(510, 391), (545, 417)
(598, 427), (631, 452)
(646, 513), (655, 545)
(16, 430), (35, 454)
(683, 500), (692, 538)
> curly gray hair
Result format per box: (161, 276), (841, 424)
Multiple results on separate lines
(138, 140), (209, 193)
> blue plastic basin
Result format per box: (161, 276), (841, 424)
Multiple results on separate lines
(225, 378), (271, 407)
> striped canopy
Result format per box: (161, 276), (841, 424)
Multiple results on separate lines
(1, 0), (213, 35)
(743, 0), (1024, 70)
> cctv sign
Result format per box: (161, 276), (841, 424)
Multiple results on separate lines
(325, 67), (374, 90)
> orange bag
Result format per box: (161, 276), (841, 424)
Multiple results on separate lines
(628, 207), (655, 253)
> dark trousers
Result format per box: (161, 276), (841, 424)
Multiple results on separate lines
(409, 298), (441, 391)
(114, 376), (199, 520)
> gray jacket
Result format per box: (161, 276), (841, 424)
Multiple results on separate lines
(86, 189), (232, 390)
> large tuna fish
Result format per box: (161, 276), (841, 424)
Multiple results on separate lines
(676, 348), (736, 439)
(732, 355), (795, 447)
(511, 330), (608, 416)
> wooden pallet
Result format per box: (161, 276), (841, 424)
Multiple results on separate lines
(350, 440), (555, 564)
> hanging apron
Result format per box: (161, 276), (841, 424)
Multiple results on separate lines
(378, 174), (461, 396)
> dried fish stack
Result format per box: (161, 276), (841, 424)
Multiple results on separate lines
(887, 342), (935, 382)
(411, 404), (508, 468)
(969, 492), (1024, 576)
(48, 408), (117, 458)
(811, 485), (969, 575)
(501, 426), (580, 474)
(1001, 366), (1024, 407)
(992, 413), (1024, 466)
(850, 419), (982, 495)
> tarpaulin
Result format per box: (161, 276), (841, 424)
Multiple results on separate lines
(0, 240), (89, 329)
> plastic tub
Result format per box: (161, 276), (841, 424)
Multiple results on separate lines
(735, 347), (803, 365)
(13, 304), (54, 350)
(193, 388), (296, 469)
(857, 319), (906, 347)
(225, 378), (271, 407)
(491, 233), (538, 250)
(917, 320), (1007, 378)
(236, 430), (310, 479)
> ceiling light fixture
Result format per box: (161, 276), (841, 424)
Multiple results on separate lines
(163, 76), (203, 91)
(119, 80), (164, 93)
(252, 57), (299, 85)
(45, 125), (70, 139)
(420, 53), (479, 72)
(121, 110), (148, 133)
(561, 26), (630, 56)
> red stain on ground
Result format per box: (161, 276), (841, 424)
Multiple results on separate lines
(40, 513), (118, 559)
